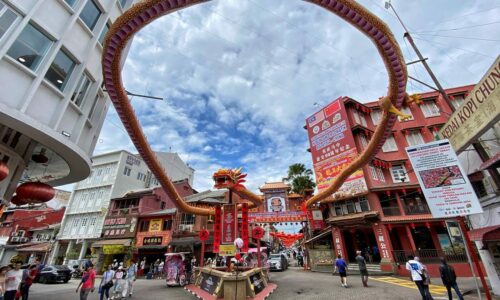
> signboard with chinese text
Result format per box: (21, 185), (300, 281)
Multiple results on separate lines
(103, 216), (138, 238)
(148, 219), (162, 232)
(143, 236), (163, 245)
(222, 204), (236, 244)
(219, 244), (237, 256)
(406, 140), (483, 218)
(439, 56), (500, 152)
(103, 245), (125, 254)
(248, 211), (307, 223)
(135, 231), (172, 247)
(306, 97), (368, 198)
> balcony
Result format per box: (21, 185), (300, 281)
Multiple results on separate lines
(404, 204), (430, 215)
(382, 206), (401, 216)
(110, 207), (139, 216)
(392, 249), (468, 264)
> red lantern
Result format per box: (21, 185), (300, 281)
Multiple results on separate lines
(10, 195), (26, 206)
(199, 229), (209, 241)
(15, 182), (55, 204)
(252, 226), (265, 239)
(235, 253), (241, 260)
(0, 161), (9, 181)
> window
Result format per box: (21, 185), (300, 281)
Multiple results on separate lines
(64, 0), (77, 7)
(451, 94), (466, 110)
(382, 136), (398, 152)
(71, 73), (92, 106)
(346, 200), (355, 214)
(369, 165), (378, 180)
(44, 49), (77, 90)
(353, 110), (367, 127)
(359, 196), (369, 212)
(390, 165), (408, 183)
(98, 22), (110, 45)
(180, 213), (195, 225)
(471, 180), (487, 198)
(0, 3), (18, 40)
(7, 23), (53, 71)
(162, 219), (172, 231)
(371, 110), (381, 125)
(420, 100), (440, 117)
(398, 106), (414, 121)
(406, 130), (424, 146)
(79, 0), (101, 30)
(359, 134), (368, 149)
(88, 95), (99, 119)
(123, 166), (131, 176)
(376, 167), (385, 182)
(139, 220), (149, 232)
(334, 203), (342, 216)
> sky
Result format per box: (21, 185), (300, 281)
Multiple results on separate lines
(90, 0), (500, 202)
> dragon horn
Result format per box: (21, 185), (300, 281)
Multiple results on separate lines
(235, 167), (243, 173)
(239, 174), (248, 179)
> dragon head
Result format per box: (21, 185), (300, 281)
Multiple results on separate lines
(213, 167), (247, 190)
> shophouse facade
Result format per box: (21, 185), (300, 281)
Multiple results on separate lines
(0, 0), (136, 204)
(51, 150), (194, 265)
(306, 85), (491, 276)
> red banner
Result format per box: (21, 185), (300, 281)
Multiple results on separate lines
(213, 206), (222, 253)
(240, 203), (249, 253)
(222, 204), (236, 244)
(248, 211), (307, 223)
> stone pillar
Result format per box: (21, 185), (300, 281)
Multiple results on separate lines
(373, 223), (395, 272)
(47, 241), (60, 265)
(63, 240), (75, 265)
(405, 225), (417, 251)
(475, 241), (500, 296)
(331, 227), (347, 259)
(78, 240), (88, 260)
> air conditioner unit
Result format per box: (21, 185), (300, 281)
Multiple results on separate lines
(11, 237), (19, 242)
(179, 224), (193, 232)
(20, 237), (29, 243)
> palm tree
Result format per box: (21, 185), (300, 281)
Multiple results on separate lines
(283, 163), (316, 195)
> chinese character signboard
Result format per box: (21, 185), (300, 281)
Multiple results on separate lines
(306, 97), (368, 198)
(135, 231), (172, 247)
(248, 211), (307, 223)
(143, 236), (163, 245)
(219, 244), (237, 256)
(439, 56), (500, 152)
(103, 216), (138, 238)
(406, 139), (483, 218)
(222, 204), (236, 244)
(103, 245), (125, 254)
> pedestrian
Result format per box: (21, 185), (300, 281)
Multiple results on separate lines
(139, 258), (146, 277)
(415, 257), (433, 300)
(334, 254), (348, 288)
(439, 257), (464, 300)
(4, 261), (22, 300)
(99, 265), (114, 300)
(157, 260), (164, 279)
(75, 261), (96, 300)
(355, 250), (369, 287)
(126, 260), (137, 297)
(111, 266), (126, 300)
(406, 255), (433, 300)
(153, 259), (160, 278)
(112, 259), (119, 269)
(20, 264), (37, 300)
(0, 265), (11, 300)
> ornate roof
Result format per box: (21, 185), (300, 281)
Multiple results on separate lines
(259, 182), (291, 191)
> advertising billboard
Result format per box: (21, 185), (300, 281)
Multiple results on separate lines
(306, 97), (368, 198)
(267, 196), (286, 212)
(406, 139), (483, 218)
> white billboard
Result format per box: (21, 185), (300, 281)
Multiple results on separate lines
(406, 139), (483, 218)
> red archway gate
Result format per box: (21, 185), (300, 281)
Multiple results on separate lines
(102, 0), (408, 216)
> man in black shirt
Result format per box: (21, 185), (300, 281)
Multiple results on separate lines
(439, 257), (464, 300)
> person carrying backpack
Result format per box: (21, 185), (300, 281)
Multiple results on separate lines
(439, 257), (464, 300)
(20, 264), (37, 300)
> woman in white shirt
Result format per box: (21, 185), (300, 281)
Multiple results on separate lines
(111, 267), (126, 300)
(99, 265), (114, 300)
(4, 263), (22, 300)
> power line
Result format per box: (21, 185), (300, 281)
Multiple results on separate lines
(414, 33), (500, 42)
(413, 20), (500, 34)
(417, 5), (500, 29)
(412, 36), (495, 59)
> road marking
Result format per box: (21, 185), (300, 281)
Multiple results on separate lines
(370, 277), (448, 295)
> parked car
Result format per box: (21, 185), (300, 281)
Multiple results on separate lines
(37, 265), (72, 283)
(268, 254), (287, 271)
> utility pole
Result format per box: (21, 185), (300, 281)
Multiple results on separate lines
(385, 2), (493, 300)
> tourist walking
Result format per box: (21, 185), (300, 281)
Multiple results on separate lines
(153, 259), (160, 278)
(439, 257), (464, 300)
(126, 261), (137, 297)
(157, 260), (164, 279)
(111, 266), (126, 300)
(20, 264), (38, 300)
(334, 255), (348, 288)
(0, 265), (10, 300)
(406, 255), (433, 300)
(355, 250), (369, 287)
(75, 261), (96, 300)
(99, 265), (114, 300)
(4, 261), (23, 300)
(416, 257), (433, 300)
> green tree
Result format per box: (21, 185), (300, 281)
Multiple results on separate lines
(283, 163), (316, 195)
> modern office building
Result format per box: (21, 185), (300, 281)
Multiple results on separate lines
(50, 150), (194, 264)
(0, 0), (135, 203)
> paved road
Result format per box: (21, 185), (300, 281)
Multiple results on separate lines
(28, 267), (486, 300)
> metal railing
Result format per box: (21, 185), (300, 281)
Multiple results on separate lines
(110, 207), (139, 215)
(382, 206), (401, 216)
(404, 205), (430, 215)
(392, 249), (468, 264)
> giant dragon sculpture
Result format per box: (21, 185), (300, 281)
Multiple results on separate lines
(102, 0), (413, 216)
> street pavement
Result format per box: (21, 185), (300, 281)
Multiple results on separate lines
(28, 267), (496, 300)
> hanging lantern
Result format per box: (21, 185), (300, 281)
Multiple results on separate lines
(16, 182), (55, 204)
(0, 161), (9, 181)
(252, 226), (265, 239)
(10, 195), (26, 206)
(198, 229), (209, 241)
(31, 148), (49, 164)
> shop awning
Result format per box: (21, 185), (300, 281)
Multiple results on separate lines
(138, 245), (168, 250)
(16, 242), (50, 252)
(479, 152), (500, 171)
(468, 225), (500, 242)
(327, 211), (379, 225)
(91, 239), (132, 248)
(304, 227), (332, 244)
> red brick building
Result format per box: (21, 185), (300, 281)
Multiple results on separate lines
(307, 85), (482, 276)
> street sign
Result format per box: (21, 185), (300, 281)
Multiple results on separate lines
(406, 139), (483, 218)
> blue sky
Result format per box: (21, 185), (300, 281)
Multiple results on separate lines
(93, 0), (500, 197)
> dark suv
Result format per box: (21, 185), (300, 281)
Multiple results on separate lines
(37, 265), (72, 283)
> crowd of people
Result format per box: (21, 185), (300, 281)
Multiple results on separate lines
(0, 258), (39, 300)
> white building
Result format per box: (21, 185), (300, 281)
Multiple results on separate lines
(51, 150), (194, 264)
(0, 0), (134, 203)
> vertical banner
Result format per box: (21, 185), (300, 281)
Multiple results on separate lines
(240, 203), (249, 253)
(222, 204), (236, 244)
(213, 206), (222, 253)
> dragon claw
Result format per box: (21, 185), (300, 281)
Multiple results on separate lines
(389, 105), (412, 121)
(405, 93), (422, 105)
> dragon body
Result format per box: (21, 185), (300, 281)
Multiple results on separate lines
(102, 0), (409, 216)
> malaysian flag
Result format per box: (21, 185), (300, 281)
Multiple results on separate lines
(307, 110), (325, 127)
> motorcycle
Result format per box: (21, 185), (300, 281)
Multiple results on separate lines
(71, 265), (83, 279)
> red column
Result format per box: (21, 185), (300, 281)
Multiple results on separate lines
(405, 225), (417, 251)
(395, 192), (406, 216)
(331, 227), (347, 259)
(373, 223), (395, 272)
(428, 224), (442, 251)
